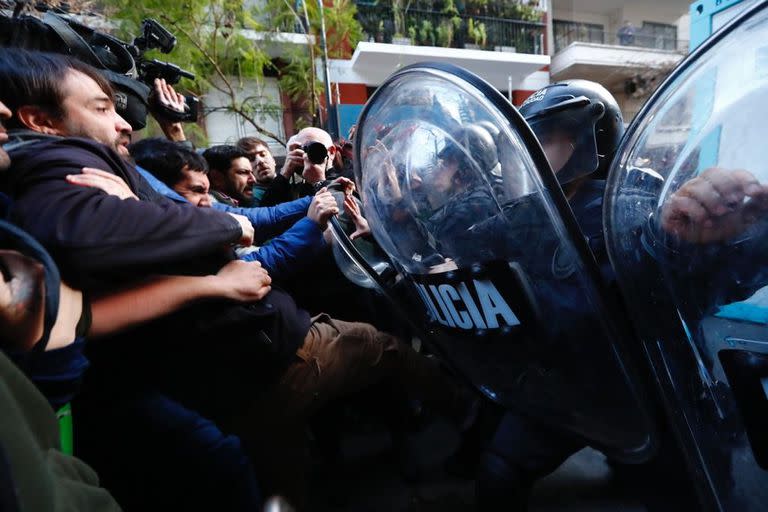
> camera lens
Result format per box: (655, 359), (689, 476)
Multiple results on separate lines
(303, 142), (328, 165)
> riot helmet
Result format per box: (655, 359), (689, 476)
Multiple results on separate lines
(436, 124), (502, 183)
(474, 120), (502, 145)
(520, 80), (624, 183)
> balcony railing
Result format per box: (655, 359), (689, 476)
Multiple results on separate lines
(554, 27), (688, 54)
(355, 4), (546, 55)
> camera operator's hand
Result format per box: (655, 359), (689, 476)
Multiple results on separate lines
(66, 167), (139, 200)
(214, 260), (272, 302)
(151, 78), (187, 143)
(308, 187), (339, 230)
(344, 194), (371, 240)
(281, 136), (304, 179)
(660, 167), (768, 244)
(228, 213), (255, 246)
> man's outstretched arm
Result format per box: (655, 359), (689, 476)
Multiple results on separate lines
(89, 259), (272, 337)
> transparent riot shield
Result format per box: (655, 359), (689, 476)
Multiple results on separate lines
(605, 1), (768, 509)
(333, 61), (657, 462)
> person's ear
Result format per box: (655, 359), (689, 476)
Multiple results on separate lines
(15, 106), (65, 135)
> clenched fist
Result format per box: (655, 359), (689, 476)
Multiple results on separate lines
(215, 260), (272, 302)
(228, 213), (255, 246)
(660, 167), (768, 244)
(308, 187), (339, 229)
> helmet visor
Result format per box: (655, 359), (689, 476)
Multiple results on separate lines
(526, 101), (603, 183)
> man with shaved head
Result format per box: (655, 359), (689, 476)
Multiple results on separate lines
(291, 127), (336, 185)
(260, 127), (340, 205)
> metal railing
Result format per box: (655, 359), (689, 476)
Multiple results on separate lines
(355, 4), (546, 54)
(554, 27), (688, 54)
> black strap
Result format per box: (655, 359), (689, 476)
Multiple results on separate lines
(41, 12), (103, 68)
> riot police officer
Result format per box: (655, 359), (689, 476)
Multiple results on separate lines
(475, 79), (625, 510)
(422, 124), (502, 267)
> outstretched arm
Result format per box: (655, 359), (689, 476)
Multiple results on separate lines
(89, 259), (272, 338)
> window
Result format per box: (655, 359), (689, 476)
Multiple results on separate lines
(640, 22), (677, 51)
(553, 20), (604, 52)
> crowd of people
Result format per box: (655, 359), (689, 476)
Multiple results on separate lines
(2, 40), (767, 512)
(0, 48), (482, 511)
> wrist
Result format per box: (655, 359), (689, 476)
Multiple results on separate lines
(201, 274), (230, 300)
(306, 214), (328, 230)
(161, 122), (187, 142)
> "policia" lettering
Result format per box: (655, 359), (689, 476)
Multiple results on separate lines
(415, 280), (520, 330)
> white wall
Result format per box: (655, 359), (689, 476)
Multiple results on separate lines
(204, 77), (285, 153)
(676, 13), (691, 45)
(551, 6), (612, 27)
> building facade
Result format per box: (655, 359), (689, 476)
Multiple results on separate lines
(550, 0), (690, 121)
(206, 0), (696, 148)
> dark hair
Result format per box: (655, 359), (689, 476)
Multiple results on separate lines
(202, 145), (249, 174)
(236, 136), (270, 155)
(0, 48), (114, 130)
(130, 138), (208, 187)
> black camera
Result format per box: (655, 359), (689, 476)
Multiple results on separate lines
(0, 11), (197, 129)
(302, 142), (329, 165)
(133, 18), (177, 55)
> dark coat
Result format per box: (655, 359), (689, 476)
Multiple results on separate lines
(3, 136), (309, 397)
(5, 136), (241, 287)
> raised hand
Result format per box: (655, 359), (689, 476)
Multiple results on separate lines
(152, 78), (187, 142)
(344, 194), (370, 240)
(308, 187), (339, 230)
(660, 167), (768, 243)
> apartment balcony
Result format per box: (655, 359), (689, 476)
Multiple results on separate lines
(241, 29), (315, 59)
(241, 9), (315, 59)
(551, 26), (687, 90)
(355, 4), (547, 55)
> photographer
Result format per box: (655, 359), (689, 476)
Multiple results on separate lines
(257, 128), (340, 206)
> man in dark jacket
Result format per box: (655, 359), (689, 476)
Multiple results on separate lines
(203, 145), (259, 207)
(0, 49), (474, 509)
(236, 136), (285, 207)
